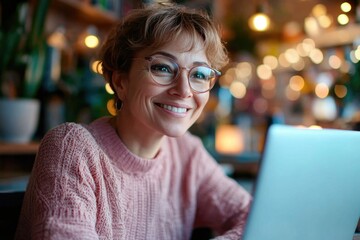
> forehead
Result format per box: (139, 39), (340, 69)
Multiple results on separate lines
(138, 34), (208, 63)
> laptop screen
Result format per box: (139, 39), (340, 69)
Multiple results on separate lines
(243, 124), (360, 240)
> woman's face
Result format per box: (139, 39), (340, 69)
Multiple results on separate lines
(117, 34), (211, 138)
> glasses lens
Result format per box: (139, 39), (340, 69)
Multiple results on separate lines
(189, 66), (216, 92)
(149, 57), (178, 85)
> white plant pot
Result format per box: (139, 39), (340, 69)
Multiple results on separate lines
(0, 98), (40, 143)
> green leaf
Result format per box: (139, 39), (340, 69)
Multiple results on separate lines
(26, 0), (52, 50)
(22, 41), (47, 98)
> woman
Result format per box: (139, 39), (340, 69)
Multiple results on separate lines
(16, 3), (251, 239)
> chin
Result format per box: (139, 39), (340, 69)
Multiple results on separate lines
(158, 121), (195, 138)
(163, 128), (188, 138)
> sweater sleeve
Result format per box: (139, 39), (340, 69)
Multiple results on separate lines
(16, 123), (99, 240)
(191, 136), (252, 240)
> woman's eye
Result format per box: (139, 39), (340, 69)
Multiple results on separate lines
(151, 64), (173, 74)
(191, 71), (207, 80)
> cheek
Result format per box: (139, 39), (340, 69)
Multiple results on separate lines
(195, 93), (210, 111)
(126, 72), (156, 98)
(133, 86), (163, 104)
(126, 80), (161, 108)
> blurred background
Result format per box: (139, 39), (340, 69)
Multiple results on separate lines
(1, 0), (360, 188)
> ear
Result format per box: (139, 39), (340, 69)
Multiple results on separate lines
(111, 71), (128, 101)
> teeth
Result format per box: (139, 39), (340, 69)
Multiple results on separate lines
(160, 104), (187, 113)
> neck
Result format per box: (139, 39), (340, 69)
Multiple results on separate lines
(110, 116), (164, 159)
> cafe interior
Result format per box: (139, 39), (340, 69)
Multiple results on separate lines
(1, 0), (360, 238)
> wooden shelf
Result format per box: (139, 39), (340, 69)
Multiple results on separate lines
(51, 0), (119, 27)
(0, 142), (39, 156)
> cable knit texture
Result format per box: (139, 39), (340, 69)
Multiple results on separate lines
(16, 117), (251, 240)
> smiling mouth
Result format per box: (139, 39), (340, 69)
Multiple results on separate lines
(157, 103), (188, 113)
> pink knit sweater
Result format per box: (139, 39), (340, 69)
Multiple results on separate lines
(16, 117), (251, 239)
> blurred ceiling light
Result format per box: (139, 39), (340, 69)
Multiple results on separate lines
(85, 35), (99, 48)
(249, 13), (270, 31)
(224, 67), (250, 86)
(84, 26), (100, 48)
(256, 64), (272, 79)
(230, 81), (247, 99)
(307, 5), (331, 35)
(236, 62), (253, 79)
(90, 60), (103, 74)
(318, 14), (332, 28)
(284, 48), (300, 64)
(305, 16), (320, 36)
(296, 43), (310, 57)
(341, 2), (352, 13)
(315, 82), (329, 98)
(107, 99), (116, 116)
(289, 75), (305, 91)
(334, 84), (347, 98)
(248, 3), (271, 32)
(296, 39), (315, 60)
(309, 48), (324, 64)
(350, 49), (359, 63)
(312, 4), (327, 17)
(105, 83), (114, 95)
(328, 55), (342, 69)
(303, 38), (316, 49)
(337, 13), (349, 25)
(47, 27), (67, 49)
(354, 46), (360, 59)
(263, 55), (278, 70)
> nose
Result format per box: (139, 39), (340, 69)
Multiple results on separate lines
(168, 70), (193, 98)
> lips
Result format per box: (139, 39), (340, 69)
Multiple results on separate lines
(157, 103), (188, 113)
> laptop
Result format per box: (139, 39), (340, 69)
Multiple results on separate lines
(242, 124), (360, 240)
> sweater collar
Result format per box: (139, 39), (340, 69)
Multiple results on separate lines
(88, 117), (165, 174)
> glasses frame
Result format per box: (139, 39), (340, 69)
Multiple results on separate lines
(137, 56), (221, 93)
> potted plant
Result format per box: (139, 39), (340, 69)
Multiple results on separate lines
(0, 0), (51, 143)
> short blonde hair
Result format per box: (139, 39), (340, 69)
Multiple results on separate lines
(99, 4), (229, 83)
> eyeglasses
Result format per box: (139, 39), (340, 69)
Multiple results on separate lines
(142, 55), (221, 93)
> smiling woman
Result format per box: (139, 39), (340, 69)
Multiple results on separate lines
(15, 3), (252, 240)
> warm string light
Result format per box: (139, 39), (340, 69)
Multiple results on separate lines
(214, 1), (358, 124)
(303, 3), (355, 36)
(341, 2), (352, 13)
(85, 35), (99, 48)
(248, 2), (271, 32)
(83, 26), (100, 49)
(249, 13), (270, 31)
(338, 2), (351, 25)
(89, 59), (116, 115)
(221, 35), (355, 109)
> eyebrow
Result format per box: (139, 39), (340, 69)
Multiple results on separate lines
(150, 51), (210, 67)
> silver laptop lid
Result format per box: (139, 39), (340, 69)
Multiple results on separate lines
(243, 124), (360, 240)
